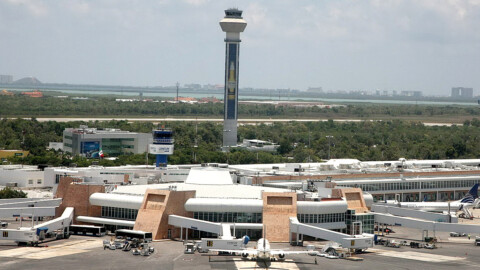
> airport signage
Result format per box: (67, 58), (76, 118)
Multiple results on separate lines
(148, 144), (174, 155)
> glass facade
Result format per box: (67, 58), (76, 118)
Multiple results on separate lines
(297, 213), (345, 224)
(101, 138), (125, 156)
(192, 211), (262, 240)
(345, 210), (374, 234)
(101, 206), (138, 221)
(338, 180), (479, 192)
(193, 212), (262, 223)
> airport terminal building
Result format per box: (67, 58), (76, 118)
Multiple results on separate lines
(55, 167), (374, 242)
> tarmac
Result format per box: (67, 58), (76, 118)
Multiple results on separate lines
(0, 225), (479, 270)
(1, 215), (480, 270)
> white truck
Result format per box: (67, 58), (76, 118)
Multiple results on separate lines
(197, 237), (248, 253)
(475, 236), (480, 246)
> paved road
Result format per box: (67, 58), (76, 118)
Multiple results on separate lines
(21, 117), (459, 126)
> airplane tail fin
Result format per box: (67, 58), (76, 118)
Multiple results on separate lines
(460, 183), (479, 203)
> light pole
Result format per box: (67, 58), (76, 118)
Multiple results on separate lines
(326, 136), (334, 160)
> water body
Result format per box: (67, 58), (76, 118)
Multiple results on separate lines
(45, 89), (477, 106)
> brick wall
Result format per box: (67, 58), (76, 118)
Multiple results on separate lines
(54, 176), (104, 222)
(134, 189), (195, 240)
(262, 192), (297, 242)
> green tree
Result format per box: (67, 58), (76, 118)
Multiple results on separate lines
(0, 187), (27, 199)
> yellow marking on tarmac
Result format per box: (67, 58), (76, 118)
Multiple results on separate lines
(376, 251), (464, 263)
(0, 239), (102, 260)
(233, 258), (300, 270)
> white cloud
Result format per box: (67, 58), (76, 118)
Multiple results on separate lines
(4, 0), (48, 17)
(183, 0), (209, 6)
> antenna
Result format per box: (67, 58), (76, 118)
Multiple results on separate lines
(176, 82), (179, 103)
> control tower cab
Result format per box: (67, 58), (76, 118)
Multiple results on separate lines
(149, 129), (174, 167)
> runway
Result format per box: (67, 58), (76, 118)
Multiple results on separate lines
(22, 117), (458, 126)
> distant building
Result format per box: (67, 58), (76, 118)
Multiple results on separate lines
(173, 97), (197, 103)
(451, 87), (473, 99)
(239, 139), (279, 152)
(0, 150), (29, 161)
(306, 87), (323, 93)
(184, 83), (201, 89)
(400, 91), (422, 97)
(48, 142), (64, 151)
(63, 126), (152, 157)
(21, 90), (43, 98)
(0, 89), (14, 96)
(0, 75), (13, 84)
(199, 97), (221, 103)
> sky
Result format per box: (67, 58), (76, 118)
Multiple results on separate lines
(0, 0), (479, 95)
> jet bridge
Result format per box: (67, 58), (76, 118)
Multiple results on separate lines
(372, 204), (458, 223)
(168, 215), (374, 249)
(0, 198), (62, 209)
(0, 207), (56, 218)
(289, 217), (374, 249)
(374, 213), (480, 235)
(0, 207), (74, 245)
(168, 215), (263, 240)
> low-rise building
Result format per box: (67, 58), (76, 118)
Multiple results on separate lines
(0, 165), (45, 188)
(63, 126), (152, 157)
(0, 150), (29, 161)
(238, 139), (279, 152)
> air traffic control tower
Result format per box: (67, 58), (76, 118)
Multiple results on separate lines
(220, 8), (247, 148)
(148, 129), (174, 167)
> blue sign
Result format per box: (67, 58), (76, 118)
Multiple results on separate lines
(225, 43), (238, 120)
(81, 141), (100, 158)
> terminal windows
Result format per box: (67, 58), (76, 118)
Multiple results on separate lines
(28, 180), (33, 185)
(101, 206), (138, 221)
(297, 213), (345, 224)
(338, 180), (479, 192)
(193, 212), (262, 223)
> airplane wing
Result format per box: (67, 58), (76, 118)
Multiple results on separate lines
(209, 249), (258, 256)
(270, 250), (313, 255)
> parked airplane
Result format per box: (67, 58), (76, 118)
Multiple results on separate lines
(385, 184), (480, 218)
(210, 227), (313, 267)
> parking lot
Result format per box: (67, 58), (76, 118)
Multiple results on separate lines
(0, 225), (480, 270)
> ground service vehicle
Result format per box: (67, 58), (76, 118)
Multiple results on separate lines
(184, 243), (195, 254)
(198, 237), (247, 253)
(385, 240), (400, 248)
(69, 225), (106, 237)
(475, 236), (480, 246)
(115, 229), (152, 243)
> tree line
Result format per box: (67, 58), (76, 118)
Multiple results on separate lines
(2, 118), (480, 167)
(1, 95), (480, 120)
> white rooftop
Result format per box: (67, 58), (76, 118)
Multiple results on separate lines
(184, 167), (233, 185)
(113, 182), (290, 200)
